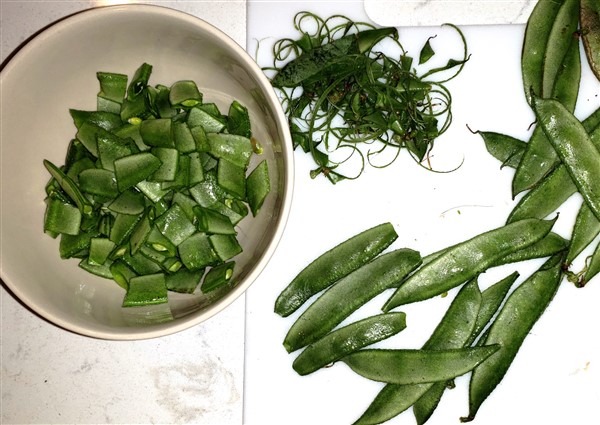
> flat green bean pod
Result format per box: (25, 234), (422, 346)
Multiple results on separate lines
(412, 279), (487, 424)
(508, 115), (600, 224)
(412, 272), (519, 424)
(354, 280), (482, 425)
(463, 254), (564, 422)
(466, 272), (519, 347)
(494, 232), (567, 265)
(422, 231), (567, 268)
(521, 0), (565, 105)
(382, 218), (556, 310)
(476, 131), (525, 169)
(342, 345), (500, 385)
(283, 248), (421, 353)
(513, 0), (581, 196)
(275, 222), (398, 317)
(543, 0), (581, 102)
(481, 106), (600, 174)
(292, 312), (407, 376)
(533, 95), (600, 222)
(508, 165), (576, 223)
(354, 383), (433, 425)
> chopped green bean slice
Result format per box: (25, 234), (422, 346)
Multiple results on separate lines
(107, 189), (145, 215)
(139, 118), (174, 148)
(160, 154), (189, 190)
(135, 180), (170, 203)
(187, 107), (226, 133)
(44, 198), (82, 236)
(110, 260), (137, 290)
(129, 209), (153, 255)
(59, 230), (99, 259)
(201, 261), (235, 293)
(97, 133), (136, 171)
(207, 133), (253, 169)
(43, 159), (93, 216)
(78, 168), (119, 198)
(193, 206), (236, 235)
(97, 71), (127, 104)
(154, 204), (196, 246)
(69, 109), (122, 132)
(89, 237), (117, 265)
(166, 268), (204, 293)
(79, 258), (114, 279)
(172, 121), (196, 153)
(188, 152), (205, 186)
(109, 213), (142, 245)
(247, 159), (270, 216)
(149, 148), (179, 182)
(122, 273), (168, 307)
(217, 158), (246, 200)
(227, 100), (252, 138)
(169, 80), (202, 107)
(114, 152), (162, 192)
(178, 233), (220, 270)
(209, 234), (243, 261)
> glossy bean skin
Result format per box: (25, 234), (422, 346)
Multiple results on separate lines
(275, 222), (398, 317)
(292, 312), (407, 376)
(342, 345), (500, 385)
(382, 218), (555, 310)
(354, 280), (482, 425)
(424, 231), (567, 269)
(283, 248), (421, 353)
(533, 95), (600, 222)
(463, 254), (564, 422)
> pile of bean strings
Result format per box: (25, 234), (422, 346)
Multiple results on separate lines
(264, 12), (469, 183)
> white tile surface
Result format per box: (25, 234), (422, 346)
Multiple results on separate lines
(244, 1), (600, 425)
(1, 1), (246, 424)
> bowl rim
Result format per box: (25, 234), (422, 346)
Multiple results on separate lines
(0, 3), (295, 340)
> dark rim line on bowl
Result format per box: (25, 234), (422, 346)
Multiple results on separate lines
(0, 4), (294, 340)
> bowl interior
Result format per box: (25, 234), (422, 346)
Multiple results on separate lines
(0, 5), (293, 339)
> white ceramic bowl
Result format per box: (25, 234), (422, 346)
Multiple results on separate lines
(0, 4), (294, 340)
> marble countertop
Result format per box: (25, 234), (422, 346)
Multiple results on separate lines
(1, 2), (247, 424)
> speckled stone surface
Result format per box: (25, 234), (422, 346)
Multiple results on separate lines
(1, 1), (246, 424)
(365, 0), (538, 26)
